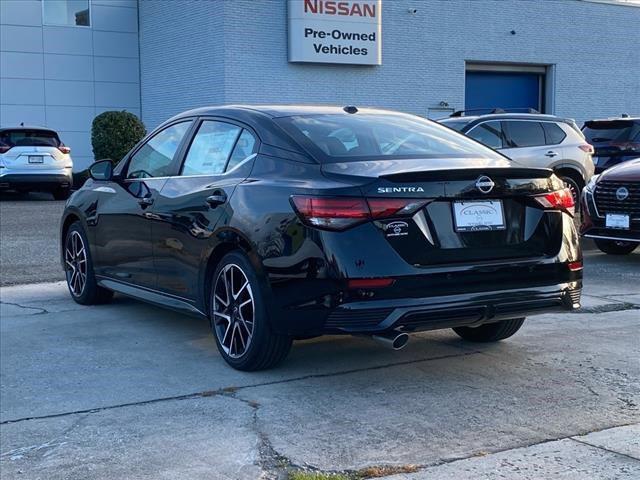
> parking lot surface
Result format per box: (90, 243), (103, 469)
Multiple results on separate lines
(0, 246), (638, 479)
(0, 192), (65, 286)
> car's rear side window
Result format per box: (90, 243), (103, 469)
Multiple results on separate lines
(181, 121), (242, 176)
(0, 129), (61, 148)
(542, 122), (567, 145)
(227, 130), (257, 171)
(275, 114), (503, 162)
(503, 121), (546, 148)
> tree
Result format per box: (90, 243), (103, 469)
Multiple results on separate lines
(91, 111), (146, 164)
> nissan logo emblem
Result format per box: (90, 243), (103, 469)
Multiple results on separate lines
(475, 176), (495, 194)
(616, 187), (629, 201)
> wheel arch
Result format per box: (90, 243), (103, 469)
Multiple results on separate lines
(201, 229), (261, 316)
(552, 164), (586, 188)
(60, 212), (82, 265)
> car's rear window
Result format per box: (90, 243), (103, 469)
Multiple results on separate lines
(275, 114), (503, 163)
(0, 129), (61, 148)
(582, 120), (637, 143)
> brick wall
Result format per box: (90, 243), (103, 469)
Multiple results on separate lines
(139, 0), (640, 129)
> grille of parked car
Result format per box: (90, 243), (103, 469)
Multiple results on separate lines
(594, 181), (640, 217)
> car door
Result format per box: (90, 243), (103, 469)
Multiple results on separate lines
(499, 120), (554, 168)
(150, 118), (259, 300)
(92, 120), (193, 288)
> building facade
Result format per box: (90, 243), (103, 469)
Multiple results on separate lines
(2, 0), (639, 171)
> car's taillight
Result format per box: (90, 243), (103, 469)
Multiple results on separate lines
(58, 145), (71, 154)
(567, 261), (583, 272)
(291, 196), (427, 231)
(534, 188), (575, 215)
(578, 144), (594, 154)
(0, 145), (11, 154)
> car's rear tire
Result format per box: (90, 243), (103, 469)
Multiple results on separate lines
(64, 222), (113, 305)
(594, 239), (638, 255)
(53, 187), (71, 200)
(210, 251), (292, 371)
(453, 318), (525, 342)
(559, 174), (583, 212)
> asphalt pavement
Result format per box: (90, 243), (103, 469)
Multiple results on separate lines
(0, 192), (65, 286)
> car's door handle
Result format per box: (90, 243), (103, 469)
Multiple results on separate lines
(206, 193), (227, 208)
(138, 197), (154, 208)
(545, 151), (558, 157)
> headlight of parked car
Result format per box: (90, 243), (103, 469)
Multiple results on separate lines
(584, 174), (600, 193)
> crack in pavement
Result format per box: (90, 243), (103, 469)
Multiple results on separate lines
(0, 350), (480, 425)
(569, 436), (640, 463)
(0, 301), (49, 315)
(264, 423), (640, 479)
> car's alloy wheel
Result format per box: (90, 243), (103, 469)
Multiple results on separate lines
(65, 230), (87, 297)
(561, 176), (581, 211)
(212, 263), (255, 358)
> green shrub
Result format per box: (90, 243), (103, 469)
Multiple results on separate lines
(91, 111), (146, 164)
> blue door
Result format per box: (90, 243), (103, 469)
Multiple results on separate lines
(465, 71), (542, 112)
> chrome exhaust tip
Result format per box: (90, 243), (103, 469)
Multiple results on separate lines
(372, 331), (409, 350)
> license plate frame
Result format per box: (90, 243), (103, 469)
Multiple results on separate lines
(605, 213), (630, 230)
(453, 200), (506, 232)
(28, 155), (44, 164)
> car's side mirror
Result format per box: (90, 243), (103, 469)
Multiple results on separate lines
(89, 159), (114, 181)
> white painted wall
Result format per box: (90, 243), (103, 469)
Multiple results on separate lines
(0, 0), (141, 170)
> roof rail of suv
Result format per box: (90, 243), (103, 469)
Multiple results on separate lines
(450, 107), (540, 117)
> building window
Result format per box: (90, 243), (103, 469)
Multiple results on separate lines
(43, 0), (90, 27)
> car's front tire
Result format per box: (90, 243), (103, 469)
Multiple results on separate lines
(594, 239), (638, 255)
(453, 318), (525, 342)
(64, 222), (113, 305)
(210, 251), (292, 371)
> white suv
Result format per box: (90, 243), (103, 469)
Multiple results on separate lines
(440, 113), (595, 203)
(0, 126), (73, 200)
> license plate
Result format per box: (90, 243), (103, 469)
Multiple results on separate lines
(606, 213), (630, 230)
(28, 156), (44, 164)
(453, 200), (506, 232)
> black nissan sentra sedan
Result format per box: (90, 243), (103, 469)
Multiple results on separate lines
(61, 105), (582, 370)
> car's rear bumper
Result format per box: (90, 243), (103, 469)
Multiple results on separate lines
(0, 172), (72, 190)
(322, 282), (581, 334)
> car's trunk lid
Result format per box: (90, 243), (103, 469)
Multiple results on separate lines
(322, 158), (563, 266)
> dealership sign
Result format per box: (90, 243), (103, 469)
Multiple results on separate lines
(288, 0), (382, 65)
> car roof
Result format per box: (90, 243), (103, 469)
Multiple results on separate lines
(584, 117), (640, 122)
(0, 126), (58, 133)
(441, 113), (571, 123)
(175, 104), (408, 119)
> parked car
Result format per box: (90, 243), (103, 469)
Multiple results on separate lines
(61, 105), (583, 370)
(581, 157), (639, 255)
(582, 116), (640, 173)
(0, 126), (73, 199)
(440, 112), (594, 205)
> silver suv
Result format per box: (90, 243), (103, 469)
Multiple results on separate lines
(440, 112), (595, 203)
(0, 126), (73, 200)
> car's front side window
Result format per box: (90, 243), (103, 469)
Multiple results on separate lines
(467, 121), (504, 149)
(504, 121), (546, 148)
(181, 121), (242, 176)
(127, 122), (191, 179)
